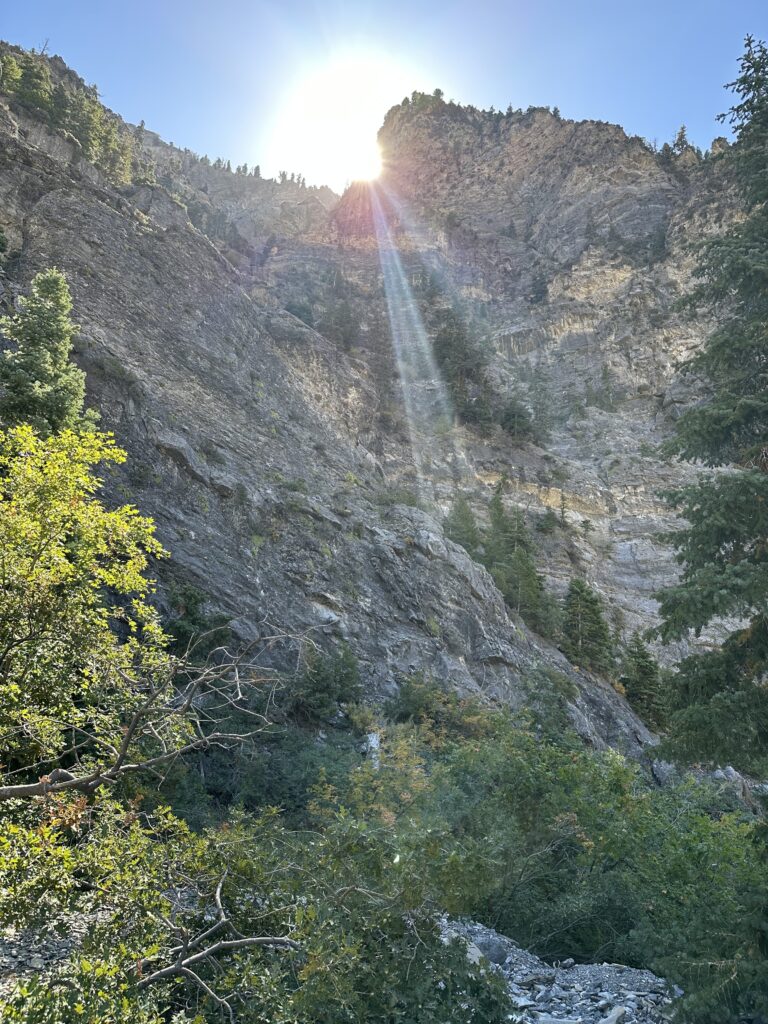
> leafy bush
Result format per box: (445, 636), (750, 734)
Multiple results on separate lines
(427, 716), (766, 1019)
(384, 673), (498, 743)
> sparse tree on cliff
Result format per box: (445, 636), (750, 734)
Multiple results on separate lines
(562, 579), (613, 674)
(483, 481), (558, 636)
(672, 124), (690, 154)
(0, 268), (96, 435)
(444, 492), (481, 557)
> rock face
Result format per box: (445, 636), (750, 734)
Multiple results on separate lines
(444, 920), (675, 1023)
(341, 100), (732, 657)
(0, 57), (730, 757)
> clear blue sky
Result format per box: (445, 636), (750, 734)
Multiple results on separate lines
(3, 1), (766, 183)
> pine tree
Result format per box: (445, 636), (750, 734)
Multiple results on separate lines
(656, 36), (768, 773)
(429, 306), (507, 432)
(536, 507), (558, 534)
(0, 268), (96, 435)
(444, 492), (480, 556)
(15, 53), (53, 114)
(50, 82), (70, 130)
(562, 579), (613, 674)
(484, 481), (529, 565)
(483, 481), (557, 636)
(0, 53), (22, 94)
(619, 633), (664, 728)
(672, 124), (690, 155)
(66, 90), (104, 162)
(499, 394), (536, 441)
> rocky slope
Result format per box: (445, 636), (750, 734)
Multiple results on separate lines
(0, 915), (676, 1023)
(446, 920), (676, 1023)
(294, 97), (732, 661)
(0, 50), (732, 759)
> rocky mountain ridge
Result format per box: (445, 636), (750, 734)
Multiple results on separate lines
(0, 48), (733, 759)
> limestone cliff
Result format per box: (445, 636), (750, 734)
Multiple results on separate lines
(0, 56), (731, 758)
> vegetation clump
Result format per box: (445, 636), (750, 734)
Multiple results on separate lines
(561, 578), (614, 675)
(657, 36), (768, 777)
(0, 48), (134, 183)
(444, 483), (559, 638)
(0, 268), (97, 435)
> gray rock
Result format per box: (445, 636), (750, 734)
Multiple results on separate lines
(0, 54), (715, 761)
(443, 919), (671, 1022)
(602, 1008), (628, 1024)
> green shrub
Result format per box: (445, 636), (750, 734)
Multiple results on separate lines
(286, 645), (362, 723)
(376, 485), (425, 509)
(166, 582), (231, 658)
(536, 507), (559, 534)
(384, 674), (497, 743)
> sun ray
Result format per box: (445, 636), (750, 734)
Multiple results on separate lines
(370, 185), (468, 491)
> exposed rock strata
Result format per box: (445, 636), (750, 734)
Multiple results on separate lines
(0, 67), (731, 755)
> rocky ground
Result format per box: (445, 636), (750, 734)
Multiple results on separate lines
(0, 915), (676, 1021)
(445, 920), (676, 1023)
(0, 918), (95, 999)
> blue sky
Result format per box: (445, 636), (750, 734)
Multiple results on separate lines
(3, 1), (766, 187)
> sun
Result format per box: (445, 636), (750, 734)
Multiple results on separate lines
(263, 52), (421, 192)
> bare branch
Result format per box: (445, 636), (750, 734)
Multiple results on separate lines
(177, 967), (235, 1024)
(0, 642), (280, 802)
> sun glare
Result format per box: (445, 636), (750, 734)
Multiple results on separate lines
(263, 52), (420, 192)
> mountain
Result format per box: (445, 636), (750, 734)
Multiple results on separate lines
(6, 38), (768, 1024)
(0, 45), (730, 759)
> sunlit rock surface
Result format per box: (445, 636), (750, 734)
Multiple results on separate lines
(0, 57), (732, 756)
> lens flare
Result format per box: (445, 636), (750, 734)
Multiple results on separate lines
(370, 186), (466, 490)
